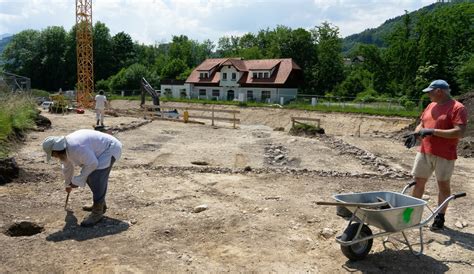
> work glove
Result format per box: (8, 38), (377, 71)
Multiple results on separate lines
(418, 128), (434, 138)
(403, 133), (418, 149)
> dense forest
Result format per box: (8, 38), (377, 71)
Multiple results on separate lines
(1, 1), (473, 102)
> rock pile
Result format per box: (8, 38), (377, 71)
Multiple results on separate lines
(264, 144), (289, 166)
(314, 134), (411, 179)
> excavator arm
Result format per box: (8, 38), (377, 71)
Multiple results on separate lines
(140, 77), (160, 107)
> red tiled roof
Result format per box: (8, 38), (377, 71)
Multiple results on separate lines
(186, 58), (301, 85)
(195, 58), (227, 71)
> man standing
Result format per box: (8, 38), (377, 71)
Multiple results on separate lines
(42, 129), (122, 227)
(95, 90), (108, 126)
(409, 80), (467, 230)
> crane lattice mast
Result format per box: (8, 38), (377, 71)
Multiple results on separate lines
(76, 0), (94, 108)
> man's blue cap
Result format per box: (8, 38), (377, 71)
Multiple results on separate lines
(422, 79), (449, 92)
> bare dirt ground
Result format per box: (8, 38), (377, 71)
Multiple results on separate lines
(1, 100), (473, 273)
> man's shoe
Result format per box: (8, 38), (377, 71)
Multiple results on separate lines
(80, 202), (105, 227)
(430, 214), (445, 231)
(82, 202), (107, 213)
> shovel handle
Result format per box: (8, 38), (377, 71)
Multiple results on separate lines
(453, 192), (466, 199)
(64, 192), (70, 210)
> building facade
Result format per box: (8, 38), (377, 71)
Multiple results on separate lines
(160, 58), (303, 104)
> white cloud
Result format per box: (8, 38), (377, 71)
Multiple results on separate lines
(0, 0), (436, 44)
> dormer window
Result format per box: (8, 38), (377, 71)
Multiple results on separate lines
(264, 72), (269, 78)
(199, 72), (209, 79)
(253, 73), (257, 78)
(258, 72), (263, 78)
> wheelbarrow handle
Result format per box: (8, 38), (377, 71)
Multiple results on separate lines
(401, 181), (417, 194)
(316, 201), (389, 208)
(453, 192), (466, 199)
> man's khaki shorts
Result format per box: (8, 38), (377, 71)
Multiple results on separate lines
(411, 152), (455, 182)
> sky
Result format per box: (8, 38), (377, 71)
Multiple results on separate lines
(0, 0), (434, 45)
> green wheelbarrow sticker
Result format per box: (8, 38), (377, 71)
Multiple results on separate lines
(403, 207), (414, 223)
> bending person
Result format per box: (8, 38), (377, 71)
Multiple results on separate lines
(42, 129), (122, 227)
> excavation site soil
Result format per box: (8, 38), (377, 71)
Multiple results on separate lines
(1, 99), (473, 273)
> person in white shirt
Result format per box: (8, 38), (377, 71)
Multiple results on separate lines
(42, 129), (122, 227)
(95, 90), (108, 126)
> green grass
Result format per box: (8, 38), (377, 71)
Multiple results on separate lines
(285, 102), (420, 118)
(112, 95), (420, 118)
(0, 93), (38, 158)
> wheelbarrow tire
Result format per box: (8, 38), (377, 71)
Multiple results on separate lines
(340, 223), (373, 261)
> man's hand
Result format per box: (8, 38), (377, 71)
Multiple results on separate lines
(418, 128), (434, 138)
(65, 183), (78, 192)
(403, 133), (418, 149)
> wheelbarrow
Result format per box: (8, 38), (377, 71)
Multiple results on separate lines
(317, 182), (466, 260)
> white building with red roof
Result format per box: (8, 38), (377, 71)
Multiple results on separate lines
(161, 58), (303, 104)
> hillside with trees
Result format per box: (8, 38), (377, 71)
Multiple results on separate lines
(0, 1), (472, 102)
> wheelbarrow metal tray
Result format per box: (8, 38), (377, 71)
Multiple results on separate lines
(334, 191), (426, 232)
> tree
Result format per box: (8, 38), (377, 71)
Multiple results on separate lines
(112, 32), (136, 71)
(384, 11), (419, 97)
(336, 68), (374, 98)
(169, 35), (193, 67)
(161, 58), (188, 80)
(93, 22), (114, 82)
(309, 22), (345, 95)
(1, 30), (42, 84)
(64, 26), (78, 89)
(108, 63), (158, 92)
(350, 44), (388, 94)
(456, 55), (474, 92)
(37, 26), (68, 91)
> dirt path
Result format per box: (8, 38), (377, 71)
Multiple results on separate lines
(1, 102), (472, 273)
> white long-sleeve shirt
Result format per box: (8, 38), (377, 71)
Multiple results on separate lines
(61, 129), (122, 187)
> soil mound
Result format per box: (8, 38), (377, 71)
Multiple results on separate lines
(0, 157), (19, 185)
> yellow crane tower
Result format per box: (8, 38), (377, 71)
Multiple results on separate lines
(76, 0), (94, 108)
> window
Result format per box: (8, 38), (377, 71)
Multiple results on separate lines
(261, 90), (271, 102)
(232, 73), (236, 80)
(264, 72), (269, 78)
(258, 72), (263, 78)
(180, 89), (187, 98)
(199, 89), (206, 96)
(247, 90), (254, 101)
(200, 72), (208, 79)
(223, 73), (227, 80)
(212, 89), (220, 97)
(253, 72), (257, 79)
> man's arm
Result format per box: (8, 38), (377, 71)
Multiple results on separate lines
(433, 124), (467, 139)
(414, 121), (423, 133)
(61, 160), (74, 187)
(71, 149), (99, 187)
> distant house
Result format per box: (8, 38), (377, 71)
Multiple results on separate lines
(343, 56), (365, 66)
(160, 58), (303, 104)
(160, 79), (189, 99)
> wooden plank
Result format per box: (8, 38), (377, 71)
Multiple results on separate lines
(188, 115), (241, 123)
(149, 116), (205, 125)
(291, 117), (321, 122)
(291, 116), (320, 128)
(143, 104), (240, 114)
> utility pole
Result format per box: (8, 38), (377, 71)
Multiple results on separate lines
(76, 0), (94, 108)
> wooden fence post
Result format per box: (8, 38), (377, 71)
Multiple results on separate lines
(211, 105), (215, 126)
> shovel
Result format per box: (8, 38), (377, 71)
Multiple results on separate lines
(64, 192), (70, 210)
